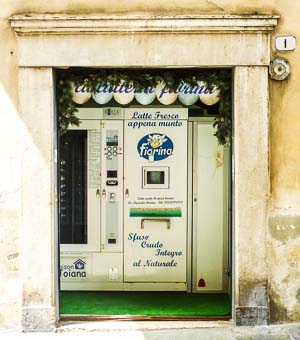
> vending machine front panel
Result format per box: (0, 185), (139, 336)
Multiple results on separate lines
(100, 120), (123, 253)
(123, 109), (188, 284)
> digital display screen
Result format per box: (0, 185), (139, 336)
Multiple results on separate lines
(107, 170), (118, 178)
(107, 141), (118, 146)
(146, 171), (165, 185)
(106, 131), (118, 146)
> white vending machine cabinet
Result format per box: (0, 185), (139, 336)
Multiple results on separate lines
(59, 108), (229, 293)
(60, 107), (189, 291)
(60, 109), (124, 290)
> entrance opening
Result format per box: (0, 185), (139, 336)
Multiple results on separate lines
(57, 68), (232, 318)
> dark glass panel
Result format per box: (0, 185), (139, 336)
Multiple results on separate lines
(59, 130), (87, 244)
(147, 171), (165, 185)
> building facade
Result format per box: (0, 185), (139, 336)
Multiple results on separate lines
(1, 0), (300, 332)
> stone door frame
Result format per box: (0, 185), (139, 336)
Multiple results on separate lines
(10, 14), (278, 331)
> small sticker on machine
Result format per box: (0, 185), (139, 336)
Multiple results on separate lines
(130, 207), (182, 217)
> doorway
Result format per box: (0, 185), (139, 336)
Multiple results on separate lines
(10, 13), (276, 328)
(59, 105), (231, 317)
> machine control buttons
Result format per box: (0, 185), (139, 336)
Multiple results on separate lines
(104, 145), (122, 159)
(102, 189), (106, 198)
(109, 192), (116, 202)
(96, 189), (101, 198)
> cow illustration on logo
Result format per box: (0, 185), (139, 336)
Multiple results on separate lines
(147, 134), (167, 148)
(137, 133), (174, 161)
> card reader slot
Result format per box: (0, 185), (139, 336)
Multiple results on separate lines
(141, 218), (170, 230)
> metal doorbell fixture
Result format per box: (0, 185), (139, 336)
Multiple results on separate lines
(269, 58), (291, 81)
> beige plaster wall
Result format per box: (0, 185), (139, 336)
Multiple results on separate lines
(1, 0), (300, 329)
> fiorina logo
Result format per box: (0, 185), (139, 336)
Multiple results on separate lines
(137, 134), (174, 161)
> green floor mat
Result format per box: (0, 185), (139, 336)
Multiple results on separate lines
(60, 291), (231, 316)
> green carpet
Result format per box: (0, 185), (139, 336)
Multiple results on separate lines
(60, 291), (231, 316)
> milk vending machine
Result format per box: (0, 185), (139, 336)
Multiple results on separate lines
(60, 107), (188, 291)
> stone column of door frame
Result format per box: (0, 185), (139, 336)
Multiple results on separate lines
(233, 66), (270, 325)
(19, 67), (57, 331)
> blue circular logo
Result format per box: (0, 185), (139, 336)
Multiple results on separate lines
(137, 133), (174, 161)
